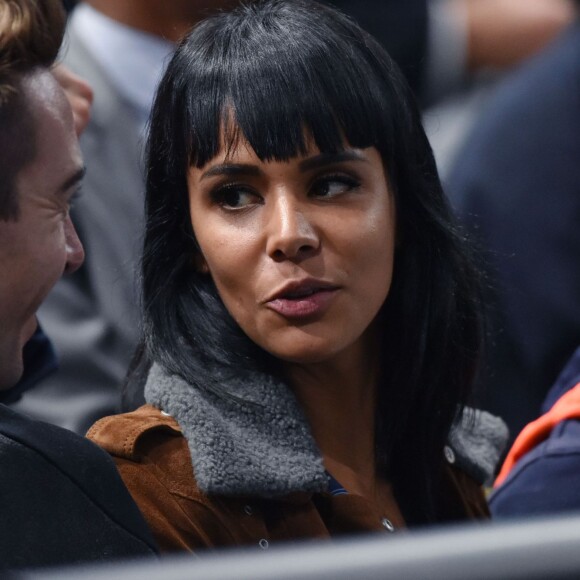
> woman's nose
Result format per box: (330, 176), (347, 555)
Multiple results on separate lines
(266, 195), (319, 262)
(64, 215), (85, 274)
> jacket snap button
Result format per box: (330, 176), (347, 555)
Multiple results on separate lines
(381, 518), (395, 532)
(444, 445), (456, 464)
(258, 538), (269, 550)
(244, 504), (253, 516)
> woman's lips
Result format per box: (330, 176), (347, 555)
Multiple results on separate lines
(266, 288), (338, 318)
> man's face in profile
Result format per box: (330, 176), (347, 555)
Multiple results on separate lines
(0, 70), (85, 390)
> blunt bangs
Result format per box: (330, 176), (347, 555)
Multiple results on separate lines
(171, 0), (401, 169)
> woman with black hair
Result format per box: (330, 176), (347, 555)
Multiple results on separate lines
(88, 0), (506, 552)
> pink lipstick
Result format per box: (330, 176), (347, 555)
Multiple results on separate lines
(265, 280), (339, 319)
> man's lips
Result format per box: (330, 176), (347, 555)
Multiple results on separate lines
(265, 279), (340, 318)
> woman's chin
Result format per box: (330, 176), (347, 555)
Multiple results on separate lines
(262, 338), (347, 367)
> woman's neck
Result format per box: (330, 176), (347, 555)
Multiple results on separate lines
(285, 337), (380, 497)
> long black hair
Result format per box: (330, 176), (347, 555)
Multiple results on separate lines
(141, 0), (484, 523)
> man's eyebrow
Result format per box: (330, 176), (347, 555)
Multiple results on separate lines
(200, 163), (262, 181)
(299, 150), (368, 172)
(58, 166), (86, 195)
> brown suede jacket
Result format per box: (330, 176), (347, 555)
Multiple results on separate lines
(88, 405), (489, 553)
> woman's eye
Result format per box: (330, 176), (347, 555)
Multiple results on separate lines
(212, 186), (260, 210)
(310, 175), (360, 199)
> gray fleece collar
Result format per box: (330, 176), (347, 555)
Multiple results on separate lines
(448, 408), (509, 485)
(145, 364), (508, 495)
(145, 363), (328, 497)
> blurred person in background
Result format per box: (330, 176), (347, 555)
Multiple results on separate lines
(446, 7), (580, 444)
(0, 0), (156, 569)
(424, 0), (576, 176)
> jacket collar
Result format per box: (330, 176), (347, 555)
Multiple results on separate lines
(145, 364), (508, 496)
(145, 363), (328, 497)
(448, 408), (509, 484)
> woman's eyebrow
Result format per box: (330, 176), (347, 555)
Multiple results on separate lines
(299, 150), (368, 172)
(199, 151), (367, 181)
(200, 163), (262, 181)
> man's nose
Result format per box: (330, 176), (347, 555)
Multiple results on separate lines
(63, 215), (85, 274)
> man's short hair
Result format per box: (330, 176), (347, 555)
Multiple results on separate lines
(0, 0), (66, 221)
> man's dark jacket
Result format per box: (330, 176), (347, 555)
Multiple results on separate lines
(0, 401), (157, 570)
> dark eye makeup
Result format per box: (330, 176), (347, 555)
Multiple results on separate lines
(210, 183), (262, 210)
(309, 173), (361, 199)
(207, 167), (363, 212)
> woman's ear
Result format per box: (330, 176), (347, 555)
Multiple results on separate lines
(194, 253), (209, 274)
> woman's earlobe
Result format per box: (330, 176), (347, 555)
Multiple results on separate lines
(194, 254), (209, 274)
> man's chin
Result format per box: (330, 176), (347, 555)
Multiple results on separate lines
(23, 316), (39, 344)
(0, 319), (37, 392)
(0, 357), (24, 392)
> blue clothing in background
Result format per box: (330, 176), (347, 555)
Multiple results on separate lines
(447, 21), (580, 441)
(490, 347), (580, 517)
